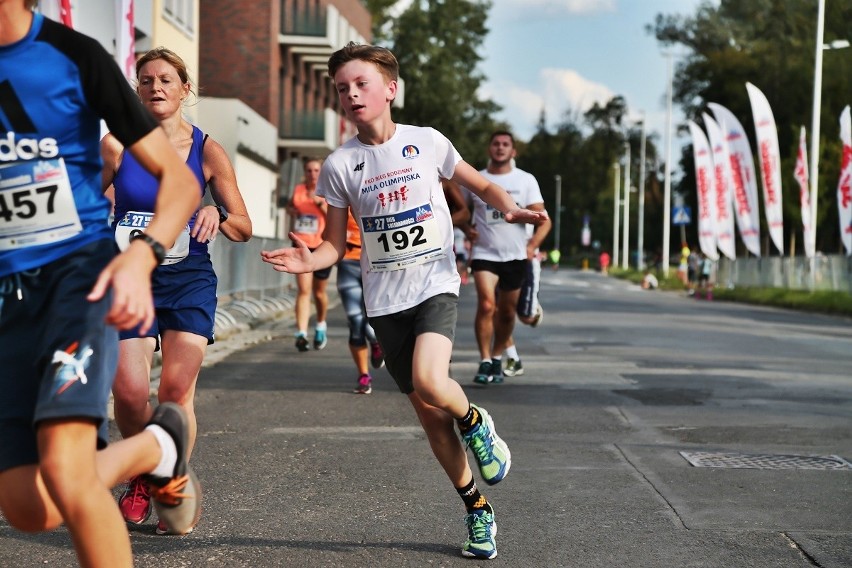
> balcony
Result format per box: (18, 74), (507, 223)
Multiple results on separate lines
(279, 108), (350, 156)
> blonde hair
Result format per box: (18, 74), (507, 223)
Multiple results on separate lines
(135, 46), (196, 100)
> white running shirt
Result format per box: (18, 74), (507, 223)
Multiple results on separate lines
(465, 167), (544, 262)
(318, 124), (462, 317)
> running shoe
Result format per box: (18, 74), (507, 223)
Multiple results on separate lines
(156, 518), (194, 536)
(461, 404), (511, 485)
(490, 359), (504, 384)
(313, 328), (327, 350)
(143, 403), (201, 536)
(530, 304), (544, 328)
(118, 475), (152, 525)
(295, 333), (309, 352)
(473, 361), (492, 384)
(504, 358), (524, 377)
(353, 373), (372, 394)
(461, 507), (497, 559)
(369, 342), (385, 369)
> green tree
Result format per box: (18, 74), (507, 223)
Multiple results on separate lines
(364, 0), (501, 161)
(650, 0), (851, 254)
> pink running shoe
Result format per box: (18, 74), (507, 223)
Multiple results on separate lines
(353, 373), (372, 394)
(119, 475), (152, 525)
(369, 342), (385, 369)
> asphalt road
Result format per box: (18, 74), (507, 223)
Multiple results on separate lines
(2, 268), (851, 567)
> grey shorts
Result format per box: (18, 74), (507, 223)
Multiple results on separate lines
(369, 293), (458, 394)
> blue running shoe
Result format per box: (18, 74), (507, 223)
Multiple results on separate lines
(461, 508), (497, 559)
(490, 358), (503, 384)
(473, 361), (492, 384)
(461, 404), (511, 485)
(313, 328), (327, 350)
(295, 333), (309, 352)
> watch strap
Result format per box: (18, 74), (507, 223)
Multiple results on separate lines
(130, 232), (166, 264)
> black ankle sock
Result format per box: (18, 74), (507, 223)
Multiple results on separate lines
(456, 405), (480, 433)
(456, 478), (492, 513)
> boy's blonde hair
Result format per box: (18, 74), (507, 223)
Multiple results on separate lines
(327, 42), (399, 84)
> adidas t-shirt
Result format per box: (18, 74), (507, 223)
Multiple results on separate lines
(0, 13), (157, 277)
(318, 124), (462, 317)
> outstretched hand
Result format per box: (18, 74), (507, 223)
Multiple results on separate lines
(260, 232), (315, 274)
(504, 208), (549, 225)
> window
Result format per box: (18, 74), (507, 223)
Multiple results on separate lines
(163, 0), (194, 37)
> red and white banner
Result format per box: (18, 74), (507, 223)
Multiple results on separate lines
(746, 82), (784, 254)
(116, 0), (136, 82)
(838, 105), (852, 255)
(703, 113), (736, 260)
(708, 102), (761, 256)
(40, 0), (73, 27)
(689, 121), (719, 260)
(793, 126), (815, 258)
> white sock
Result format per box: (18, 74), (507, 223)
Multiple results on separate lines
(296, 330), (307, 337)
(506, 345), (519, 360)
(145, 424), (178, 478)
(481, 358), (491, 365)
(315, 321), (327, 331)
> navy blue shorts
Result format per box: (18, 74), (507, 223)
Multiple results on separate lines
(120, 254), (218, 344)
(0, 240), (118, 471)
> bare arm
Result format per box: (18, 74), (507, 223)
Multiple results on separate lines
(261, 204), (348, 273)
(451, 161), (549, 225)
(441, 178), (470, 227)
(195, 138), (252, 243)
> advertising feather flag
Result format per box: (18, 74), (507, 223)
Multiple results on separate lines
(688, 121), (719, 260)
(116, 0), (136, 82)
(793, 127), (815, 258)
(703, 113), (737, 260)
(838, 106), (852, 255)
(708, 102), (761, 256)
(746, 83), (784, 254)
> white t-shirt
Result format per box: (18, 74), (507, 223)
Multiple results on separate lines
(318, 124), (462, 317)
(464, 167), (544, 262)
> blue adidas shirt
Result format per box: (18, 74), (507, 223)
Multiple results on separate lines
(0, 13), (157, 277)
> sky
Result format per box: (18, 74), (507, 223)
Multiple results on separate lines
(476, 0), (714, 177)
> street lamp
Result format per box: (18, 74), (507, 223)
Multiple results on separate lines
(809, 0), (851, 253)
(661, 52), (674, 277)
(637, 117), (647, 270)
(621, 140), (631, 269)
(612, 162), (620, 267)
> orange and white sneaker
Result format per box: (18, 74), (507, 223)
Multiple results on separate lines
(143, 403), (201, 536)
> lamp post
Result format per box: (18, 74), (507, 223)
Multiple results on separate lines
(612, 162), (620, 266)
(808, 0), (851, 253)
(621, 140), (631, 269)
(637, 117), (647, 270)
(554, 175), (562, 254)
(662, 52), (674, 277)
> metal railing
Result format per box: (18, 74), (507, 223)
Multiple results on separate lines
(280, 109), (326, 140)
(716, 254), (852, 293)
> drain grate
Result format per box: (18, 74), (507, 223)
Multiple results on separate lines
(679, 451), (852, 470)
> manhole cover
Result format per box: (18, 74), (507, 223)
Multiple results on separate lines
(679, 451), (852, 470)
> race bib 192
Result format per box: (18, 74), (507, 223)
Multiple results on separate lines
(361, 203), (444, 272)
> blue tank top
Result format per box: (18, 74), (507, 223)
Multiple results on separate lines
(113, 125), (208, 256)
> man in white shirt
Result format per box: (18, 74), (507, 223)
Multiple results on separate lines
(462, 132), (551, 384)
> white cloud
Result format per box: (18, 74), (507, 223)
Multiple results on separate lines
(500, 0), (616, 16)
(481, 68), (618, 139)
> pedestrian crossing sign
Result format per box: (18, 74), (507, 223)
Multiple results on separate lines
(672, 206), (691, 226)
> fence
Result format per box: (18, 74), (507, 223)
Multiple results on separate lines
(716, 254), (852, 293)
(208, 236), (297, 337)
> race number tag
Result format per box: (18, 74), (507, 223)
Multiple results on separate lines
(114, 211), (190, 265)
(361, 204), (444, 272)
(0, 159), (82, 250)
(294, 214), (319, 234)
(485, 204), (505, 225)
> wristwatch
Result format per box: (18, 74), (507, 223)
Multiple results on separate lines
(130, 232), (166, 264)
(216, 204), (229, 224)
